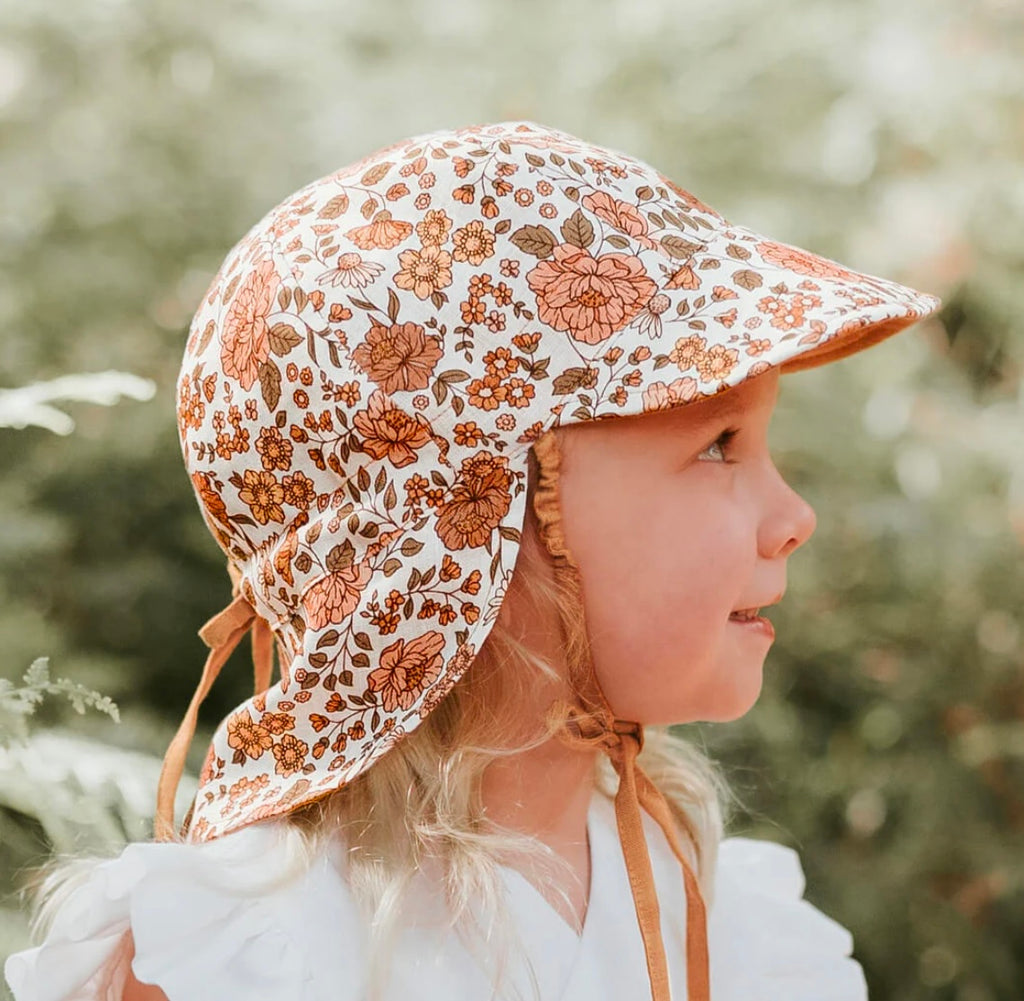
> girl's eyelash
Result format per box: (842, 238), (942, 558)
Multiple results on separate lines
(699, 427), (740, 461)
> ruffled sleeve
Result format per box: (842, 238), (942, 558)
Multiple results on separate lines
(4, 820), (360, 1001)
(708, 836), (869, 1001)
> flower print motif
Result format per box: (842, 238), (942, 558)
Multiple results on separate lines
(696, 344), (740, 382)
(272, 733), (309, 776)
(351, 321), (444, 394)
(282, 471), (316, 509)
(220, 258), (279, 391)
(666, 264), (700, 290)
(394, 244), (453, 300)
(483, 348), (519, 379)
(302, 561), (373, 629)
(255, 426), (293, 471)
(452, 421), (485, 447)
(580, 191), (657, 249)
(435, 452), (513, 550)
(345, 210), (413, 251)
(755, 240), (859, 281)
(368, 630), (446, 713)
(191, 471), (231, 526)
(226, 709), (273, 759)
(745, 337), (773, 356)
(352, 389), (434, 468)
(227, 774), (270, 810)
(261, 711), (296, 735)
(439, 553), (462, 580)
(669, 334), (708, 373)
(526, 244), (656, 345)
(641, 377), (698, 412)
(237, 469), (286, 525)
(503, 378), (534, 408)
(316, 252), (386, 289)
(273, 526), (298, 587)
(417, 642), (475, 719)
(631, 292), (671, 338)
(415, 209), (452, 246)
(769, 301), (805, 331)
(451, 220), (496, 265)
(466, 374), (507, 411)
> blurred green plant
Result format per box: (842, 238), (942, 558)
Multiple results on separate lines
(0, 657), (119, 748)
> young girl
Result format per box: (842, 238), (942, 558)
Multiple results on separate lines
(5, 119), (941, 1001)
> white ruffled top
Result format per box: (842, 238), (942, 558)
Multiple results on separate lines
(5, 790), (867, 1000)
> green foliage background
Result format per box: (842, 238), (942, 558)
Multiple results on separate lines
(1, 1), (1022, 998)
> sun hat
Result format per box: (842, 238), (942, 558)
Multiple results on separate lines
(158, 119), (941, 1001)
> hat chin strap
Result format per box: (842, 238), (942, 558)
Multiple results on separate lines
(531, 429), (711, 1001)
(154, 568), (277, 843)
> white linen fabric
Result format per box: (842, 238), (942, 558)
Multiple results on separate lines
(5, 790), (868, 1001)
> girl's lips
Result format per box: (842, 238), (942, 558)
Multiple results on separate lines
(728, 613), (775, 640)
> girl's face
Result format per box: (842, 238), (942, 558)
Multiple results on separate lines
(555, 369), (816, 724)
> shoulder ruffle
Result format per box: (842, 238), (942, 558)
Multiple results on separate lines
(708, 836), (869, 1001)
(4, 820), (360, 1001)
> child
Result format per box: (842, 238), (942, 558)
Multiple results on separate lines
(5, 119), (941, 1001)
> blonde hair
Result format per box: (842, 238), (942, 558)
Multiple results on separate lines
(26, 447), (735, 1001)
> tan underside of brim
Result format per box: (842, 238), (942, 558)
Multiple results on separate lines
(779, 314), (928, 375)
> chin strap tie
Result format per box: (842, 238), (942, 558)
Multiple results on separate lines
(548, 699), (710, 1001)
(154, 565), (276, 842)
(532, 429), (711, 1001)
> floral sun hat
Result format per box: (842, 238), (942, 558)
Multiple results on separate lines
(159, 119), (940, 847)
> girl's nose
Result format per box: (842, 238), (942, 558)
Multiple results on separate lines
(759, 470), (817, 560)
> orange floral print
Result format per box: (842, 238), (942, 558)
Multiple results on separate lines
(191, 471), (230, 526)
(255, 426), (293, 471)
(526, 244), (656, 345)
(451, 220), (496, 265)
(466, 374), (507, 410)
(281, 471), (316, 509)
(352, 389), (434, 467)
(755, 240), (860, 281)
(696, 344), (740, 381)
(581, 190), (656, 248)
(316, 252), (386, 289)
(368, 630), (446, 712)
(226, 709), (273, 759)
(669, 334), (708, 372)
(272, 733), (309, 776)
(351, 321), (444, 393)
(641, 377), (698, 412)
(345, 209), (413, 250)
(303, 562), (373, 629)
(415, 209), (452, 246)
(394, 244), (453, 300)
(237, 469), (285, 525)
(435, 452), (513, 550)
(220, 258), (279, 391)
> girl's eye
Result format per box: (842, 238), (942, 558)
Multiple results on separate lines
(697, 428), (739, 463)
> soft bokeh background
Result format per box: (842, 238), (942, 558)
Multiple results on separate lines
(1, 1), (1022, 998)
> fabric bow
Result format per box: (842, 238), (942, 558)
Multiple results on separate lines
(154, 565), (275, 842)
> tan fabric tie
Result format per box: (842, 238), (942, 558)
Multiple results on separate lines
(532, 428), (711, 1001)
(154, 569), (276, 842)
